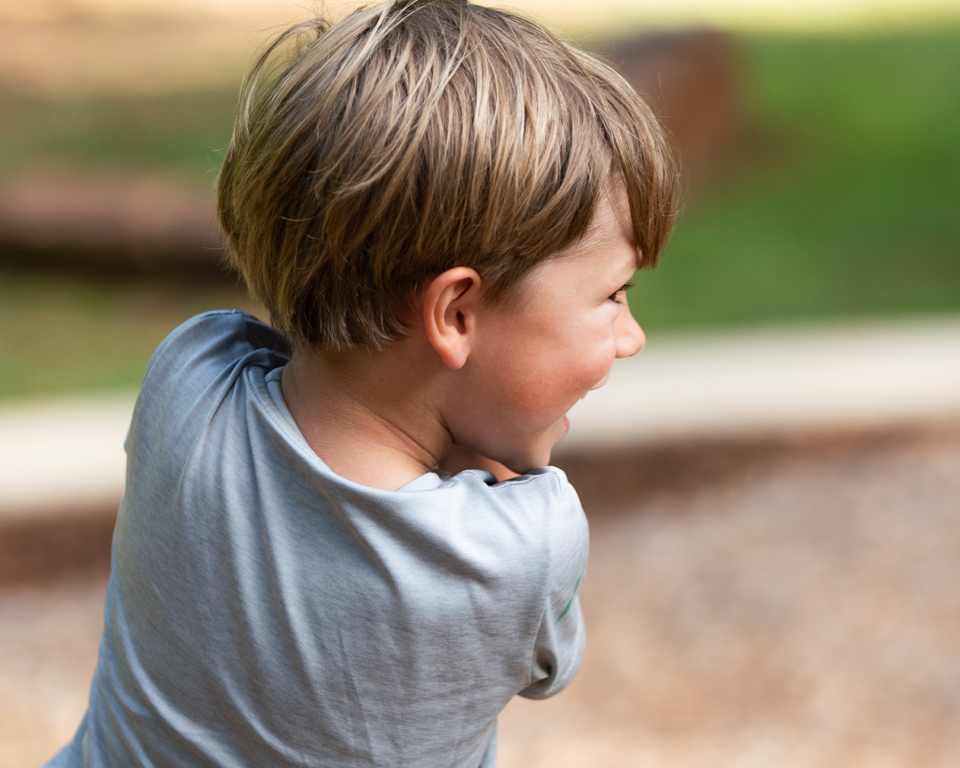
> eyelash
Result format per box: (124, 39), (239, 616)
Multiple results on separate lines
(608, 282), (636, 303)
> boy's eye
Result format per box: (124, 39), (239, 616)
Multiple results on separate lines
(608, 282), (636, 303)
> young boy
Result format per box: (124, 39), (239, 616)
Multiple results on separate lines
(47, 1), (677, 765)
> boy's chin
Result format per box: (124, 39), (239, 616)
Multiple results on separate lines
(503, 420), (569, 472)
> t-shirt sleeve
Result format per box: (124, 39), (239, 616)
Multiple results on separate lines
(125, 310), (291, 472)
(517, 469), (589, 699)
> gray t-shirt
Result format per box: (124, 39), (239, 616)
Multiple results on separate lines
(48, 310), (588, 768)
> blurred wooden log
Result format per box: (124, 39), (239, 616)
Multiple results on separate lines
(590, 28), (743, 184)
(0, 169), (226, 274)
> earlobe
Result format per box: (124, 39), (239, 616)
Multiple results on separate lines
(421, 267), (482, 370)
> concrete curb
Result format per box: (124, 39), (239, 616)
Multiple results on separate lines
(2, 315), (958, 519)
(0, 394), (136, 521)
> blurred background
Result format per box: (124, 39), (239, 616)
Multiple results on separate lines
(1, 0), (959, 765)
(0, 0), (958, 398)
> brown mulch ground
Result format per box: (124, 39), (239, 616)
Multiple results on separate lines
(502, 426), (960, 767)
(3, 427), (959, 767)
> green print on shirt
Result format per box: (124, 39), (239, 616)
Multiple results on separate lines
(556, 575), (583, 622)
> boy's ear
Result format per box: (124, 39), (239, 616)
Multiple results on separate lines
(421, 267), (483, 370)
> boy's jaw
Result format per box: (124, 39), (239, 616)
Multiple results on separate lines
(498, 370), (613, 472)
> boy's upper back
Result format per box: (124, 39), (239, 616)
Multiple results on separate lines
(75, 311), (588, 767)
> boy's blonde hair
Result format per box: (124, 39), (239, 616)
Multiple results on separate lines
(217, 0), (679, 351)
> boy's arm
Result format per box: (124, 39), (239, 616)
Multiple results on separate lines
(437, 445), (519, 482)
(518, 470), (589, 699)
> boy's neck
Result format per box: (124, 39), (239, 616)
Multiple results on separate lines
(280, 337), (451, 490)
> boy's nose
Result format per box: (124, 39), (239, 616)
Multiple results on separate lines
(615, 295), (645, 358)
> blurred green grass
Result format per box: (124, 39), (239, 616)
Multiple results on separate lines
(0, 273), (258, 400)
(0, 89), (237, 178)
(630, 27), (960, 331)
(1, 27), (959, 399)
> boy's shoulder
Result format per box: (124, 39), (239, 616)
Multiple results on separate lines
(146, 309), (290, 380)
(411, 464), (588, 574)
(454, 465), (587, 548)
(126, 310), (287, 460)
(137, 309), (287, 405)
